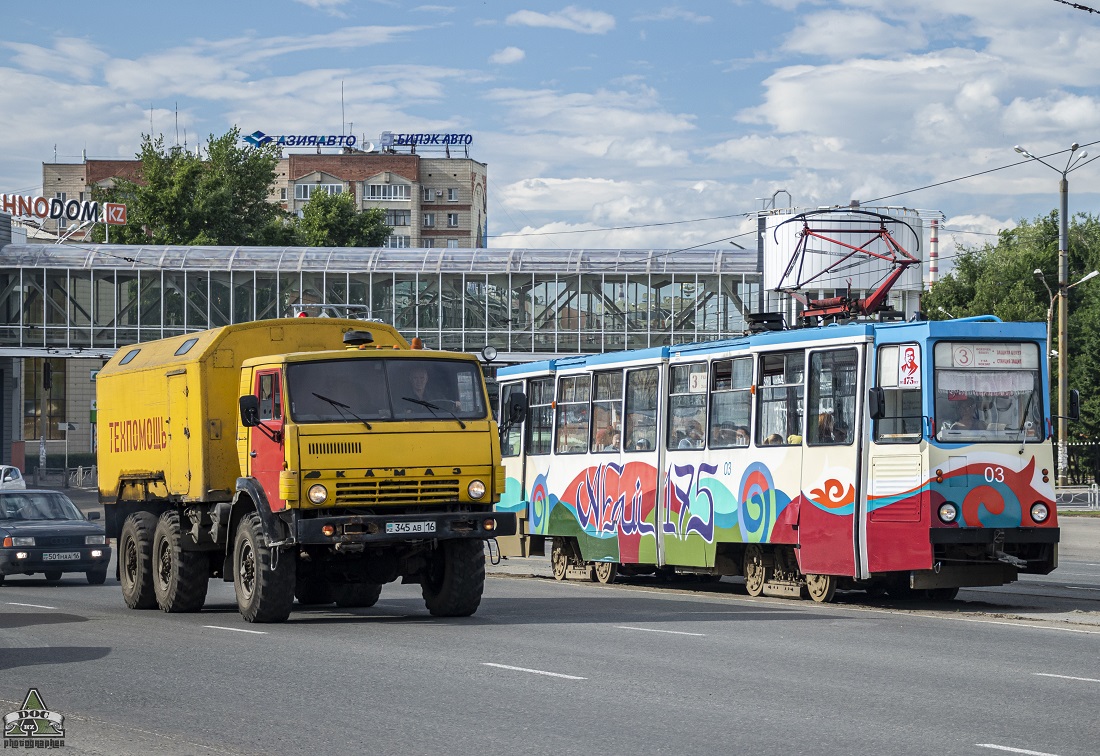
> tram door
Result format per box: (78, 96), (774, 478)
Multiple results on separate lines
(497, 380), (530, 557)
(798, 347), (862, 577)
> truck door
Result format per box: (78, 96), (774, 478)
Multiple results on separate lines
(166, 372), (190, 495)
(250, 370), (286, 511)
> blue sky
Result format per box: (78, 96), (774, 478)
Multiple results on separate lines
(3, 0), (1099, 265)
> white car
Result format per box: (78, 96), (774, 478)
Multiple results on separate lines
(0, 467), (27, 490)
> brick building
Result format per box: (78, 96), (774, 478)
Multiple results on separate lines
(41, 148), (487, 248)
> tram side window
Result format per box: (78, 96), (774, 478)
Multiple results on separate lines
(808, 349), (857, 446)
(500, 381), (525, 457)
(625, 367), (658, 452)
(591, 370), (624, 452)
(710, 357), (752, 448)
(667, 363), (707, 450)
(556, 375), (591, 454)
(527, 378), (555, 455)
(757, 351), (804, 446)
(874, 344), (922, 444)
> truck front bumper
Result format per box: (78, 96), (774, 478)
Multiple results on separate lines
(296, 511), (517, 546)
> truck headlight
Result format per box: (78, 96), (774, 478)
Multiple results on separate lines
(468, 480), (486, 499)
(1030, 502), (1050, 523)
(85, 535), (106, 545)
(308, 484), (328, 504)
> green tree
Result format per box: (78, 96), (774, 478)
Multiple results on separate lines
(296, 190), (390, 247)
(922, 211), (1100, 439)
(92, 127), (285, 245)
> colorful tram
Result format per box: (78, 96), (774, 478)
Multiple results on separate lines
(494, 316), (1061, 602)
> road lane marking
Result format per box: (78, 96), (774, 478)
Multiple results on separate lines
(1064, 586), (1100, 591)
(976, 745), (1060, 756)
(6, 602), (55, 609)
(616, 625), (705, 636)
(482, 663), (586, 680)
(203, 625), (267, 635)
(1033, 672), (1100, 683)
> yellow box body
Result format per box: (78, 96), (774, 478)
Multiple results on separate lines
(96, 319), (408, 504)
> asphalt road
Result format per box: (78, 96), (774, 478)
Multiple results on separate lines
(1, 514), (1099, 756)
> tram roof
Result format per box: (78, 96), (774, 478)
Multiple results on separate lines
(0, 244), (758, 274)
(497, 316), (1047, 377)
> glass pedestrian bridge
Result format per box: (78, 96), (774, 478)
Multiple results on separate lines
(0, 244), (761, 359)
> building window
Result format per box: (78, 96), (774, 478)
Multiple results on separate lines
(386, 210), (411, 226)
(280, 187), (287, 200)
(422, 187), (435, 202)
(446, 239), (460, 248)
(383, 235), (411, 248)
(423, 213), (435, 228)
(294, 183), (343, 201)
(366, 184), (410, 201)
(24, 358), (67, 441)
(447, 213), (460, 227)
(447, 188), (459, 202)
(423, 239), (434, 248)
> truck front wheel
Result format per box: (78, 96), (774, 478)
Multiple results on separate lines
(233, 512), (295, 623)
(421, 539), (485, 617)
(120, 511), (158, 609)
(152, 511), (209, 612)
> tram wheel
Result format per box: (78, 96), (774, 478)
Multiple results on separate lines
(551, 543), (569, 581)
(743, 545), (767, 597)
(805, 573), (837, 603)
(925, 587), (959, 602)
(592, 561), (618, 585)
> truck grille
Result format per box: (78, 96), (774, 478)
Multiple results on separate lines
(308, 441), (362, 456)
(334, 479), (460, 504)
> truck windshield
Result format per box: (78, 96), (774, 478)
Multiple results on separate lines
(933, 341), (1043, 444)
(285, 358), (488, 423)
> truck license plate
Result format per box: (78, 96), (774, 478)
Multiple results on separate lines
(43, 552), (80, 561)
(385, 521), (436, 535)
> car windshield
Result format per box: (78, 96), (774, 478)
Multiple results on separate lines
(285, 357), (488, 423)
(0, 492), (84, 521)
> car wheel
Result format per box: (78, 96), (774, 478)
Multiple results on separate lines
(86, 569), (108, 585)
(44, 570), (63, 584)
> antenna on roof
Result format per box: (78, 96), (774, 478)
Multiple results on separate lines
(341, 80), (345, 137)
(174, 102), (179, 146)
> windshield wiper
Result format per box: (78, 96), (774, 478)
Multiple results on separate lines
(312, 392), (372, 430)
(1016, 391), (1036, 449)
(402, 397), (466, 429)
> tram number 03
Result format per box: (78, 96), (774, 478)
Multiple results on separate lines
(723, 461), (733, 476)
(983, 466), (1005, 483)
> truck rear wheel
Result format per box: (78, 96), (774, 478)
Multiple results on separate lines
(422, 539), (485, 617)
(333, 582), (382, 608)
(152, 511), (209, 612)
(120, 511), (158, 609)
(233, 512), (295, 623)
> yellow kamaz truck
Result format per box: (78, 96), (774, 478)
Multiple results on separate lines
(96, 318), (519, 622)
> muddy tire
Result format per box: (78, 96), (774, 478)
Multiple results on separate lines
(295, 577), (334, 606)
(120, 511), (158, 609)
(333, 582), (382, 608)
(152, 510), (209, 612)
(422, 539), (485, 617)
(86, 569), (108, 585)
(805, 573), (837, 603)
(233, 512), (295, 623)
(592, 561), (618, 584)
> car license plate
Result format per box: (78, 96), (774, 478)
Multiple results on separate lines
(385, 521), (436, 535)
(43, 552), (80, 561)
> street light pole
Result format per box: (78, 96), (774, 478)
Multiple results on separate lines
(1015, 142), (1100, 485)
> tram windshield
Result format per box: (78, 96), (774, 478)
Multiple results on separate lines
(933, 342), (1042, 443)
(286, 357), (488, 423)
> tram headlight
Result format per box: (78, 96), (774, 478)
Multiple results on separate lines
(307, 484), (328, 504)
(937, 502), (958, 524)
(468, 480), (486, 500)
(1030, 502), (1050, 523)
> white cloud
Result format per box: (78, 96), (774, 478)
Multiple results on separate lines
(294, 0), (349, 10)
(632, 8), (712, 24)
(489, 47), (525, 65)
(505, 6), (616, 34)
(782, 10), (925, 57)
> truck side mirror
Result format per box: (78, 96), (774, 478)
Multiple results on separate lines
(506, 391), (528, 425)
(239, 395), (261, 427)
(1069, 389), (1080, 422)
(868, 386), (886, 420)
